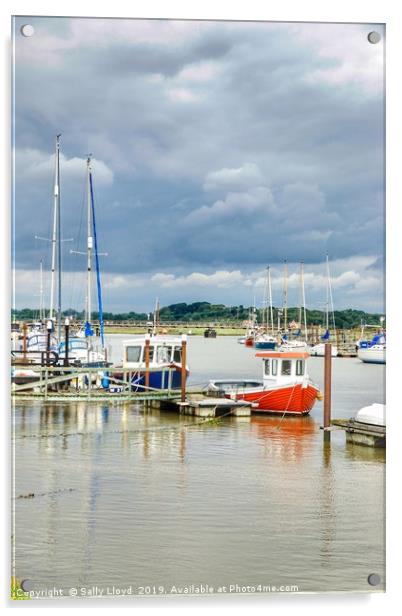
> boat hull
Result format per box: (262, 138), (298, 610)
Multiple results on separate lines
(227, 382), (320, 415)
(309, 344), (338, 357)
(255, 341), (276, 350)
(357, 348), (386, 364)
(112, 368), (185, 391)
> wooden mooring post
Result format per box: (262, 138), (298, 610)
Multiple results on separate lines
(181, 334), (187, 403)
(144, 333), (150, 390)
(323, 342), (332, 442)
(22, 322), (27, 361)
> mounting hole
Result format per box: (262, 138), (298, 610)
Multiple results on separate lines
(20, 24), (34, 37)
(367, 31), (381, 44)
(367, 573), (381, 586)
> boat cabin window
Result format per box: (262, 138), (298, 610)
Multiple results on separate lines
(126, 345), (142, 362)
(296, 360), (305, 376)
(281, 360), (292, 376)
(271, 359), (278, 376)
(71, 340), (88, 350)
(173, 346), (181, 363)
(264, 360), (270, 375)
(156, 345), (170, 363)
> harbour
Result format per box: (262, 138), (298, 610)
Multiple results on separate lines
(13, 334), (385, 595)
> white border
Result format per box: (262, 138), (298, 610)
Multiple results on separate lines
(1, 1), (401, 613)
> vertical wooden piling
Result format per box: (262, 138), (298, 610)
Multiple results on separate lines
(181, 334), (187, 403)
(144, 334), (150, 389)
(64, 318), (70, 367)
(22, 322), (27, 361)
(323, 342), (332, 441)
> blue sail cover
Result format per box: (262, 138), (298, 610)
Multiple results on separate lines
(85, 321), (94, 336)
(321, 329), (330, 340)
(370, 334), (385, 347)
(89, 171), (105, 347)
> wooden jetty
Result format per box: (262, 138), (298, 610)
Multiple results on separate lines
(331, 418), (385, 447)
(11, 364), (251, 418)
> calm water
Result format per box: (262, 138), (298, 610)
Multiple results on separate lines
(13, 336), (385, 596)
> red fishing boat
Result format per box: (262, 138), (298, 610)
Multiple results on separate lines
(207, 351), (321, 415)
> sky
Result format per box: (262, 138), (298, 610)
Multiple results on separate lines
(12, 17), (385, 314)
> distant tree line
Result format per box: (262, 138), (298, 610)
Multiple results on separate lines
(12, 303), (384, 329)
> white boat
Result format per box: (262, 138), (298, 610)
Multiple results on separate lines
(355, 403), (385, 426)
(356, 320), (386, 364)
(279, 338), (308, 352)
(357, 340), (386, 364)
(58, 336), (106, 366)
(309, 343), (338, 357)
(116, 335), (189, 390)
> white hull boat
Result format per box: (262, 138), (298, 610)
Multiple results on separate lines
(309, 343), (338, 357)
(357, 345), (386, 364)
(355, 403), (385, 427)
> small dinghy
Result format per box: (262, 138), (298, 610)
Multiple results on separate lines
(355, 403), (385, 427)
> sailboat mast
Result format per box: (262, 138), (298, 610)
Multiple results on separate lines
(49, 135), (60, 321)
(86, 157), (93, 327)
(267, 266), (274, 335)
(300, 261), (307, 341)
(325, 255), (330, 331)
(283, 260), (288, 331)
(39, 259), (44, 322)
(56, 135), (62, 340)
(153, 297), (160, 335)
(298, 263), (302, 326)
(326, 255), (336, 335)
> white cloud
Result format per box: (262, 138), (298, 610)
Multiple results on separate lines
(203, 163), (263, 191)
(290, 23), (384, 96)
(151, 270), (248, 289)
(186, 186), (275, 224)
(15, 148), (114, 186)
(178, 61), (222, 82)
(166, 87), (199, 103)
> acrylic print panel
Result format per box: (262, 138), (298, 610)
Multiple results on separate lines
(11, 16), (385, 599)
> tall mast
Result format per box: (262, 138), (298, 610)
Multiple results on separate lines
(300, 261), (307, 341)
(153, 297), (160, 335)
(49, 134), (60, 321)
(298, 263), (302, 327)
(325, 254), (330, 331)
(88, 159), (107, 348)
(267, 266), (274, 335)
(326, 254), (336, 335)
(86, 156), (93, 328)
(56, 135), (62, 340)
(39, 259), (44, 322)
(283, 260), (288, 331)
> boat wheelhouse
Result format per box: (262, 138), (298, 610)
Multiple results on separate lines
(208, 351), (320, 415)
(121, 335), (189, 390)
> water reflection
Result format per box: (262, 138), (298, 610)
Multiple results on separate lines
(250, 415), (317, 463)
(14, 383), (385, 593)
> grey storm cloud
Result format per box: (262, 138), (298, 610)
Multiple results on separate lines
(12, 17), (385, 311)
